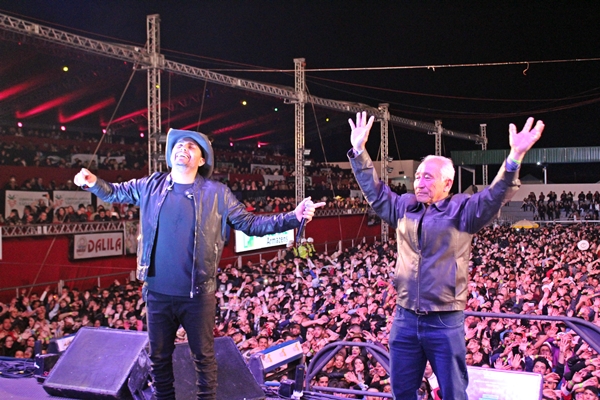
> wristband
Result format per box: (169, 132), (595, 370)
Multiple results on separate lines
(505, 157), (521, 172)
(508, 156), (522, 165)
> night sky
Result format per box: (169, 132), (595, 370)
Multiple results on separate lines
(1, 1), (599, 182)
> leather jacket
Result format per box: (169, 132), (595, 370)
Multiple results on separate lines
(349, 150), (520, 312)
(87, 172), (300, 297)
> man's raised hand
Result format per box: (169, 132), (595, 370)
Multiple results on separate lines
(509, 117), (545, 162)
(349, 111), (375, 154)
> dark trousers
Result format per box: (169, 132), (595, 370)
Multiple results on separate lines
(146, 290), (217, 400)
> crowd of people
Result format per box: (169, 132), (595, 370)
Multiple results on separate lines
(521, 190), (600, 221)
(2, 198), (139, 225)
(0, 125), (411, 221)
(1, 221), (600, 399)
(0, 194), (371, 226)
(0, 126), (148, 171)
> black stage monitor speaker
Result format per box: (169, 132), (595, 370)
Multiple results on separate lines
(173, 336), (265, 400)
(42, 327), (149, 399)
(467, 366), (543, 400)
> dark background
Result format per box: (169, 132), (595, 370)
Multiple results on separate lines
(0, 1), (598, 182)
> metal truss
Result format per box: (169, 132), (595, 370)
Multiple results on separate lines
(378, 104), (390, 242)
(2, 221), (125, 238)
(0, 12), (483, 144)
(146, 14), (163, 174)
(434, 120), (443, 156)
(0, 10), (486, 238)
(0, 13), (148, 64)
(480, 124), (488, 186)
(294, 58), (306, 209)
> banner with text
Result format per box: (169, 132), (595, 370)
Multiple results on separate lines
(72, 232), (124, 259)
(5, 190), (49, 216)
(234, 229), (294, 253)
(52, 191), (93, 211)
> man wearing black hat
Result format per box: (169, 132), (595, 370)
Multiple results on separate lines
(74, 128), (324, 400)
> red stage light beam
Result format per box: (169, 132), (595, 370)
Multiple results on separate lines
(0, 75), (52, 101)
(175, 110), (238, 131)
(211, 114), (276, 135)
(15, 87), (91, 119)
(230, 129), (277, 141)
(58, 97), (116, 123)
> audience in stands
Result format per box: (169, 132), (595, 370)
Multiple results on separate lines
(0, 125), (149, 195)
(1, 221), (600, 398)
(0, 124), (386, 214)
(521, 190), (600, 222)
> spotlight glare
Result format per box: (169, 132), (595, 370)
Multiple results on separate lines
(274, 107), (278, 112)
(140, 132), (145, 138)
(17, 122), (23, 128)
(60, 125), (66, 131)
(62, 66), (69, 72)
(242, 100), (247, 106)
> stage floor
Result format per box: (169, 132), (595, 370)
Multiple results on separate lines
(0, 377), (71, 400)
(0, 376), (283, 400)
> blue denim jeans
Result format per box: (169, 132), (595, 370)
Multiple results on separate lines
(146, 290), (217, 400)
(389, 306), (468, 400)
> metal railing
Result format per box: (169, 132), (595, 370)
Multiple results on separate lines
(1, 221), (127, 238)
(296, 311), (600, 399)
(465, 311), (600, 355)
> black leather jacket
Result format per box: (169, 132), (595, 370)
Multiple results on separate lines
(88, 172), (300, 297)
(349, 150), (520, 312)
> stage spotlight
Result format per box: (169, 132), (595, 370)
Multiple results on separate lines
(17, 122), (23, 128)
(62, 66), (69, 72)
(242, 100), (247, 106)
(60, 126), (66, 131)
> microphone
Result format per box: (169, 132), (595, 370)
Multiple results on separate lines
(296, 218), (306, 243)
